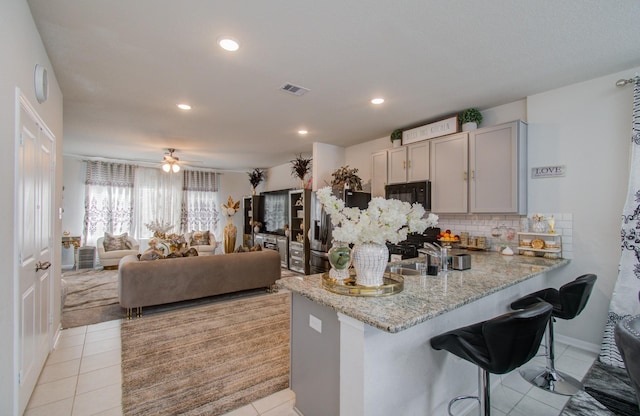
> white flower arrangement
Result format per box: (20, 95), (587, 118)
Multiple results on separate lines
(316, 186), (438, 245)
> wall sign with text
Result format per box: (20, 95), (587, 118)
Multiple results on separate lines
(531, 165), (566, 178)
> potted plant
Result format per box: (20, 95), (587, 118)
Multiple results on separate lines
(390, 129), (403, 148)
(290, 154), (312, 188)
(330, 165), (363, 190)
(247, 168), (265, 195)
(459, 108), (483, 131)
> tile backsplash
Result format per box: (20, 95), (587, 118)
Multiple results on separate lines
(433, 213), (573, 259)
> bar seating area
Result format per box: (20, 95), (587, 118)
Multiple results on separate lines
(431, 302), (553, 416)
(510, 274), (597, 396)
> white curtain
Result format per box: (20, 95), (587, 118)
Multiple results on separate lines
(83, 161), (135, 246)
(132, 167), (183, 239)
(180, 170), (221, 238)
(600, 75), (640, 367)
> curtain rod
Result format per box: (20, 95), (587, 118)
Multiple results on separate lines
(615, 75), (639, 87)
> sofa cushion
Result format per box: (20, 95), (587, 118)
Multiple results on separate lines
(103, 232), (132, 251)
(190, 230), (210, 246)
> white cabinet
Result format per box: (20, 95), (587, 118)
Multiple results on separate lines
(371, 150), (388, 198)
(387, 141), (430, 184)
(429, 121), (527, 214)
(469, 121), (527, 214)
(430, 132), (469, 213)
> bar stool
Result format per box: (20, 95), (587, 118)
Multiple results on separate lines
(431, 302), (553, 416)
(510, 274), (597, 396)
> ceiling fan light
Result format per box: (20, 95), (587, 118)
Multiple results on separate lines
(162, 163), (171, 172)
(172, 163), (180, 173)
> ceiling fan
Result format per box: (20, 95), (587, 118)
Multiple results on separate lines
(161, 148), (200, 173)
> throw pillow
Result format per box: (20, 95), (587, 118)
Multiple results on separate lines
(190, 230), (210, 246)
(140, 249), (162, 261)
(183, 247), (199, 257)
(103, 232), (132, 252)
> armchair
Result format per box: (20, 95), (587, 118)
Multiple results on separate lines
(97, 235), (140, 269)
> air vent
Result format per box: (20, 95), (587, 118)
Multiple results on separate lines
(279, 83), (310, 96)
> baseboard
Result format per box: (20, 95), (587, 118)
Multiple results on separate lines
(555, 333), (601, 355)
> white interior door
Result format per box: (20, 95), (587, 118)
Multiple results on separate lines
(17, 94), (54, 414)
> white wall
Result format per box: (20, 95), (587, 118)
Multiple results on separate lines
(0, 1), (64, 413)
(265, 153), (312, 191)
(312, 142), (345, 191)
(527, 68), (639, 346)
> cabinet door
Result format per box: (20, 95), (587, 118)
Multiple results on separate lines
(407, 141), (429, 182)
(430, 133), (468, 213)
(387, 147), (407, 184)
(371, 150), (388, 198)
(469, 121), (526, 213)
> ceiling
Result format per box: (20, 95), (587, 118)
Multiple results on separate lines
(27, 0), (640, 171)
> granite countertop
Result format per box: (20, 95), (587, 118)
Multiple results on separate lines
(277, 251), (570, 333)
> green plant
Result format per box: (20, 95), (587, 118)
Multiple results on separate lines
(390, 129), (403, 143)
(331, 165), (363, 190)
(459, 108), (483, 125)
(290, 154), (312, 180)
(247, 168), (265, 188)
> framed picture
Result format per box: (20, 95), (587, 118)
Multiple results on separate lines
(402, 116), (459, 145)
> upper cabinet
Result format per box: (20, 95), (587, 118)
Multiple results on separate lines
(468, 120), (527, 214)
(387, 141), (430, 185)
(430, 133), (469, 213)
(430, 120), (527, 214)
(371, 150), (388, 198)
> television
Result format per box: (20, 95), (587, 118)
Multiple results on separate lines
(260, 190), (290, 235)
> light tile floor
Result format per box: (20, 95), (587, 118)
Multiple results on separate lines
(25, 319), (596, 416)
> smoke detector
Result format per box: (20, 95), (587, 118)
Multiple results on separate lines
(279, 83), (310, 96)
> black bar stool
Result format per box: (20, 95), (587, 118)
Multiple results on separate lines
(510, 274), (597, 396)
(431, 302), (553, 416)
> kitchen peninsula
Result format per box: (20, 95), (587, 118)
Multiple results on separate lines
(277, 251), (570, 416)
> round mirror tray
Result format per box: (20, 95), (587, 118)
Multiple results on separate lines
(322, 270), (404, 297)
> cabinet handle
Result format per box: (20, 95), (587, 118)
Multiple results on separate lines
(463, 171), (468, 181)
(407, 160), (411, 168)
(403, 160), (406, 170)
(471, 170), (475, 180)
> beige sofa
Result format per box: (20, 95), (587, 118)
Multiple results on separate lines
(118, 249), (281, 317)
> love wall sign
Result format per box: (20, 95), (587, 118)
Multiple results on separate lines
(531, 165), (566, 178)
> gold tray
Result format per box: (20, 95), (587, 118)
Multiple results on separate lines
(322, 270), (404, 297)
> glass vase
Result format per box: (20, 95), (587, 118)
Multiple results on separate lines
(532, 219), (547, 233)
(352, 243), (389, 286)
(328, 241), (351, 281)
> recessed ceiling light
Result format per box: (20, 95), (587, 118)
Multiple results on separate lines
(177, 103), (191, 110)
(298, 130), (308, 135)
(371, 98), (385, 105)
(218, 36), (240, 52)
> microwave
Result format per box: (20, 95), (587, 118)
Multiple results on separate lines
(385, 181), (431, 211)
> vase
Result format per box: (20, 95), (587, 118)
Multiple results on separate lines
(328, 242), (352, 281)
(254, 226), (260, 233)
(223, 217), (237, 253)
(532, 219), (547, 233)
(462, 122), (478, 131)
(352, 243), (389, 286)
(251, 188), (256, 195)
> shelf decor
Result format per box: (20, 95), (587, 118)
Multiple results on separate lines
(531, 213), (547, 233)
(316, 186), (438, 286)
(330, 165), (363, 190)
(247, 168), (265, 195)
(290, 154), (312, 189)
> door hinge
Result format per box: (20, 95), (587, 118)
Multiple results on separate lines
(18, 370), (22, 384)
(19, 132), (24, 145)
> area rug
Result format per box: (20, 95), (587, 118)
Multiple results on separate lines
(61, 268), (122, 328)
(61, 267), (302, 328)
(121, 291), (291, 416)
(561, 360), (639, 416)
